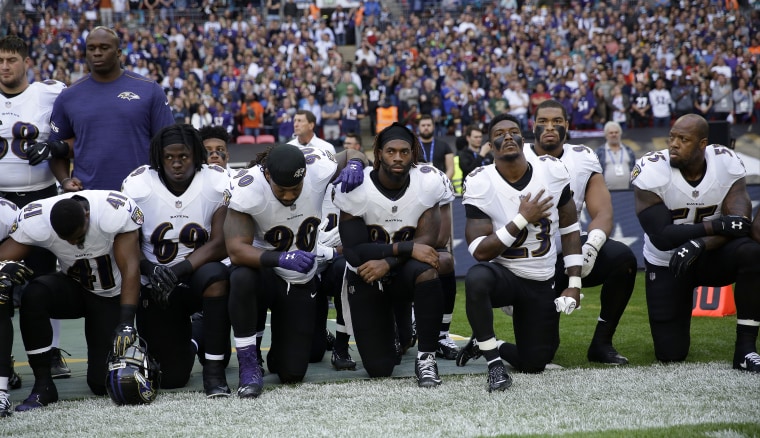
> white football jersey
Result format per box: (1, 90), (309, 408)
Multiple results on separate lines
(524, 143), (602, 218)
(0, 198), (19, 239)
(333, 164), (447, 246)
(463, 158), (571, 281)
(631, 145), (746, 267)
(9, 190), (143, 297)
(288, 135), (336, 155)
(121, 164), (232, 284)
(229, 148), (337, 283)
(0, 80), (66, 191)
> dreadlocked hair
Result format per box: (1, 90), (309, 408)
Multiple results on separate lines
(149, 123), (208, 174)
(249, 145), (276, 168)
(372, 125), (424, 167)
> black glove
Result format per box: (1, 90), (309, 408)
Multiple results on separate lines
(112, 323), (136, 356)
(0, 260), (34, 285)
(711, 215), (751, 238)
(148, 265), (178, 308)
(669, 239), (705, 278)
(0, 273), (14, 305)
(26, 140), (69, 166)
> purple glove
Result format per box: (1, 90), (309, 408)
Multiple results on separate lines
(278, 250), (317, 274)
(334, 159), (364, 193)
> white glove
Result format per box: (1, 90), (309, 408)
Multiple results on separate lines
(581, 229), (607, 278)
(554, 296), (577, 314)
(554, 293), (584, 315)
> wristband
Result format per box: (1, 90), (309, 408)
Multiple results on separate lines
(171, 259), (193, 279)
(586, 229), (607, 251)
(384, 256), (400, 269)
(563, 254), (583, 268)
(495, 226), (517, 247)
(468, 236), (487, 256)
(119, 304), (137, 325)
(512, 213), (529, 230)
(396, 241), (414, 256)
(568, 276), (582, 289)
(260, 251), (282, 268)
(139, 259), (157, 276)
(559, 222), (580, 235)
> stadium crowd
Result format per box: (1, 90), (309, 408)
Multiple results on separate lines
(1, 0), (759, 146)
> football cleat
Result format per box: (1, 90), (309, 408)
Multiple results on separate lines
(50, 348), (72, 379)
(14, 382), (58, 412)
(436, 334), (460, 360)
(325, 329), (336, 352)
(414, 353), (442, 388)
(203, 361), (231, 398)
(487, 362), (513, 392)
(587, 343), (629, 365)
(9, 356), (21, 390)
(734, 351), (760, 373)
(455, 337), (482, 367)
(331, 349), (357, 371)
(0, 390), (10, 418)
(236, 345), (263, 398)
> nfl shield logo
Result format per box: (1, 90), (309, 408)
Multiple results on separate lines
(176, 200), (182, 208)
(392, 206), (398, 213)
(692, 190), (699, 198)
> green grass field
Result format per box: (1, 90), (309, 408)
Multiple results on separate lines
(2, 272), (759, 437)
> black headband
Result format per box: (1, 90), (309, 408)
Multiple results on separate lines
(378, 123), (415, 146)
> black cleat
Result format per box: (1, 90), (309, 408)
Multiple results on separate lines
(325, 329), (336, 352)
(9, 356), (21, 390)
(487, 362), (513, 393)
(733, 351), (760, 373)
(455, 337), (482, 367)
(587, 343), (629, 365)
(415, 353), (442, 388)
(203, 361), (231, 398)
(436, 335), (460, 360)
(0, 390), (10, 417)
(331, 349), (357, 371)
(50, 348), (71, 379)
(15, 383), (58, 412)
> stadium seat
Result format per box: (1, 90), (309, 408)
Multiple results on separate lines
(237, 135), (257, 144)
(255, 134), (276, 144)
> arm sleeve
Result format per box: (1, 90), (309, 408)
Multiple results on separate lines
(637, 203), (708, 250)
(464, 204), (490, 219)
(339, 216), (396, 267)
(556, 184), (572, 208)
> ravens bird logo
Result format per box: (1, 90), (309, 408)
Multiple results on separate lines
(118, 92), (141, 101)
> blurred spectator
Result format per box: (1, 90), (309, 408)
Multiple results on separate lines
(694, 81), (714, 119)
(732, 78), (752, 124)
(191, 103), (213, 129)
(711, 73), (734, 121)
(609, 85), (630, 130)
(503, 80), (529, 132)
(456, 125), (491, 179)
(341, 90), (365, 137)
(240, 94), (264, 137)
(593, 87), (609, 130)
(331, 5), (348, 46)
(649, 78), (673, 128)
(275, 98), (297, 142)
(629, 82), (652, 129)
(671, 76), (695, 118)
(595, 121), (636, 191)
(572, 84), (596, 130)
(321, 91), (341, 141)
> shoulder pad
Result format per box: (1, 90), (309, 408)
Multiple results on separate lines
(536, 154), (571, 182)
(96, 191), (143, 234)
(120, 165), (153, 200)
(630, 150), (670, 189)
(708, 145), (746, 180)
(462, 165), (490, 200)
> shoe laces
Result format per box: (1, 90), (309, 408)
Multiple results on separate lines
(417, 354), (439, 380)
(51, 348), (71, 365)
(0, 391), (9, 407)
(745, 352), (760, 365)
(439, 336), (458, 349)
(488, 365), (508, 385)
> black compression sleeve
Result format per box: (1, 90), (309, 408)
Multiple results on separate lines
(637, 203), (708, 251)
(340, 216), (396, 266)
(557, 184), (572, 208)
(465, 204), (490, 219)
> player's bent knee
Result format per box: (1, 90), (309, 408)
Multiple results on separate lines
(415, 267), (438, 283)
